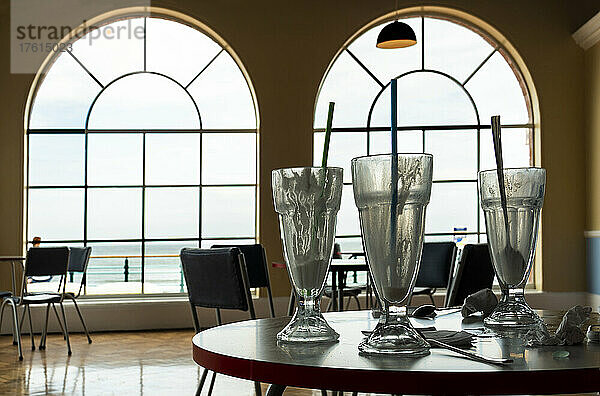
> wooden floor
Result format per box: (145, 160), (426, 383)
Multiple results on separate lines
(1, 330), (596, 396)
(0, 329), (388, 396)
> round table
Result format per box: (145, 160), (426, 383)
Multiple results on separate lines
(192, 310), (600, 395)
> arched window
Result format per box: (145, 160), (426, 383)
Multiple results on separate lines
(314, 14), (534, 255)
(26, 13), (258, 295)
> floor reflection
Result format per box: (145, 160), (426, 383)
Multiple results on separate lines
(0, 330), (386, 395)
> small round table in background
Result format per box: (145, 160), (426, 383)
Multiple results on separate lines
(192, 310), (600, 395)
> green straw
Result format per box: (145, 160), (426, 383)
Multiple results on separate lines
(321, 102), (335, 167)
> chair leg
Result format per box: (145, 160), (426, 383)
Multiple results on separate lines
(7, 300), (22, 360)
(58, 302), (72, 355)
(428, 293), (435, 306)
(196, 368), (209, 396)
(52, 304), (66, 340)
(19, 305), (26, 334)
(26, 305), (35, 351)
(0, 299), (12, 345)
(207, 371), (217, 395)
(70, 297), (92, 344)
(190, 304), (201, 333)
(254, 381), (262, 396)
(287, 291), (295, 317)
(40, 303), (50, 350)
(354, 295), (361, 310)
(0, 299), (5, 334)
(326, 297), (333, 312)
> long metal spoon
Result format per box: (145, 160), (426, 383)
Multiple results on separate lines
(426, 338), (513, 366)
(491, 116), (526, 276)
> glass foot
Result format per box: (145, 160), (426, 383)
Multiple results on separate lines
(359, 316), (430, 357)
(277, 309), (339, 343)
(484, 296), (541, 329)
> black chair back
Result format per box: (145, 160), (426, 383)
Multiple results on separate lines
(415, 242), (457, 288)
(445, 243), (495, 307)
(180, 248), (251, 311)
(210, 244), (269, 288)
(25, 247), (70, 277)
(68, 247), (92, 273)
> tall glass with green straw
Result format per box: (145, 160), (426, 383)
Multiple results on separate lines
(272, 102), (343, 342)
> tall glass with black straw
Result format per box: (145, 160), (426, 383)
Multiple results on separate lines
(272, 103), (342, 343)
(352, 80), (433, 356)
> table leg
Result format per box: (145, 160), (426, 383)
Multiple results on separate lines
(266, 384), (287, 396)
(330, 270), (337, 313)
(337, 270), (344, 312)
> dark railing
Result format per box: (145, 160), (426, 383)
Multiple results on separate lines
(89, 254), (184, 292)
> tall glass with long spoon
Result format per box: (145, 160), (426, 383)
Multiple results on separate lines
(352, 153), (433, 356)
(480, 116), (546, 328)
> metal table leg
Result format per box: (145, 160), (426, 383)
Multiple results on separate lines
(337, 270), (344, 312)
(330, 270), (337, 312)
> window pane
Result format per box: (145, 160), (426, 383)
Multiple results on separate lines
(371, 72), (477, 127)
(87, 188), (142, 239)
(424, 17), (494, 83)
(465, 52), (529, 124)
(87, 73), (200, 130)
(335, 237), (363, 255)
(88, 134), (142, 186)
(426, 182), (477, 233)
(86, 242), (141, 295)
(200, 239), (255, 248)
(313, 132), (366, 183)
(29, 53), (101, 129)
(314, 51), (381, 128)
(202, 133), (257, 184)
(188, 52), (256, 129)
(71, 18), (144, 86)
(28, 189), (84, 240)
(28, 134), (84, 186)
(146, 133), (200, 185)
(145, 188), (199, 239)
(146, 17), (222, 86)
(145, 241), (194, 294)
(480, 128), (532, 171)
(202, 187), (255, 238)
(336, 185), (360, 236)
(369, 131), (422, 155)
(347, 17), (422, 84)
(425, 130), (477, 180)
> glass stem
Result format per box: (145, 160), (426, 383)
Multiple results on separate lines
(297, 294), (320, 317)
(500, 287), (527, 305)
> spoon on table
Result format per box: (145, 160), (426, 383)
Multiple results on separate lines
(491, 116), (526, 276)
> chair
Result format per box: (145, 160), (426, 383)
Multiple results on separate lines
(287, 243), (362, 314)
(323, 274), (362, 311)
(445, 243), (495, 307)
(0, 289), (23, 360)
(210, 244), (275, 318)
(58, 247), (93, 345)
(410, 242), (457, 306)
(180, 247), (261, 396)
(13, 247), (72, 355)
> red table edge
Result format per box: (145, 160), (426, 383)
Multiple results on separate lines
(193, 341), (600, 394)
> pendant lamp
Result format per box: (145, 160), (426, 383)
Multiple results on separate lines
(376, 20), (417, 49)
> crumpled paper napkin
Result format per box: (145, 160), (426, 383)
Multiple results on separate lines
(524, 305), (592, 347)
(461, 288), (498, 318)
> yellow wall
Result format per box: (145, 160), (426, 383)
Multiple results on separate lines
(0, 1), (595, 295)
(585, 41), (600, 231)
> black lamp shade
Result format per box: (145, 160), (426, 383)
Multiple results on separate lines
(376, 21), (417, 49)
